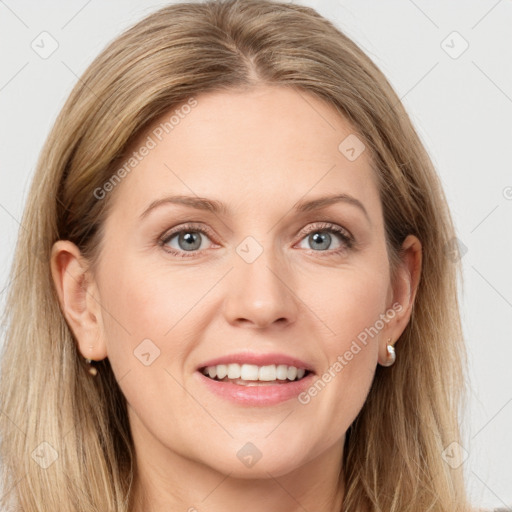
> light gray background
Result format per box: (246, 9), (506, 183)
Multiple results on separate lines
(1, 1), (511, 509)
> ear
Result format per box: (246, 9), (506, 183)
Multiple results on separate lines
(50, 240), (108, 361)
(378, 234), (422, 366)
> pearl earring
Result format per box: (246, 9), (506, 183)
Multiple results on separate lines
(84, 358), (98, 376)
(381, 338), (396, 367)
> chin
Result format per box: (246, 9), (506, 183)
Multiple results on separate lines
(200, 444), (311, 480)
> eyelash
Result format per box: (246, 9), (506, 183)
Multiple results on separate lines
(158, 221), (355, 259)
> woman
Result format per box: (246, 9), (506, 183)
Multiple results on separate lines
(0, 0), (473, 510)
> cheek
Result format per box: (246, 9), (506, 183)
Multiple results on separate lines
(94, 251), (175, 370)
(95, 248), (214, 379)
(300, 257), (389, 421)
(311, 261), (390, 353)
(298, 302), (386, 453)
(94, 253), (204, 437)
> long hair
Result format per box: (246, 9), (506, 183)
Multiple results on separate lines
(0, 1), (471, 510)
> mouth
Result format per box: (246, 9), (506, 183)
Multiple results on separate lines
(200, 363), (312, 386)
(195, 352), (316, 405)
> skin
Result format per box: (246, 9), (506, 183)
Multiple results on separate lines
(51, 85), (421, 512)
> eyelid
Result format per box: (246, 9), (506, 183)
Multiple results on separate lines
(296, 221), (353, 243)
(159, 222), (218, 247)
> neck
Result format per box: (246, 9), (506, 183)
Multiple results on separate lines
(129, 430), (346, 512)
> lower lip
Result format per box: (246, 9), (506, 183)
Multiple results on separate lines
(196, 371), (315, 406)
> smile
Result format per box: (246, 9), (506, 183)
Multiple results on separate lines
(201, 363), (309, 384)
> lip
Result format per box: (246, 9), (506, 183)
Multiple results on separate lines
(195, 370), (316, 406)
(197, 352), (314, 372)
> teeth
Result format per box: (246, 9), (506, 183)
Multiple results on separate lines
(287, 366), (297, 380)
(240, 364), (259, 380)
(201, 363), (309, 382)
(276, 364), (288, 380)
(216, 364), (228, 379)
(258, 365), (276, 381)
(227, 363), (241, 379)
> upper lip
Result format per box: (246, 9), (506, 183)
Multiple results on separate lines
(197, 352), (315, 373)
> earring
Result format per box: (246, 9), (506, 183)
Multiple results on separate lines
(85, 358), (98, 376)
(381, 338), (396, 367)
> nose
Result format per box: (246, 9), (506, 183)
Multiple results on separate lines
(222, 243), (300, 329)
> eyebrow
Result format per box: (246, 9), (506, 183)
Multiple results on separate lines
(139, 193), (370, 223)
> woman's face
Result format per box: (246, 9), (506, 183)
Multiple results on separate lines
(56, 85), (417, 481)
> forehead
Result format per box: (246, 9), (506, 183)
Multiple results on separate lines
(107, 85), (381, 222)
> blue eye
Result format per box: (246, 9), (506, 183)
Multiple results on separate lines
(297, 223), (354, 253)
(160, 224), (214, 257)
(159, 221), (354, 258)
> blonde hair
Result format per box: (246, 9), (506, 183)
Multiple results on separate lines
(0, 1), (471, 510)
